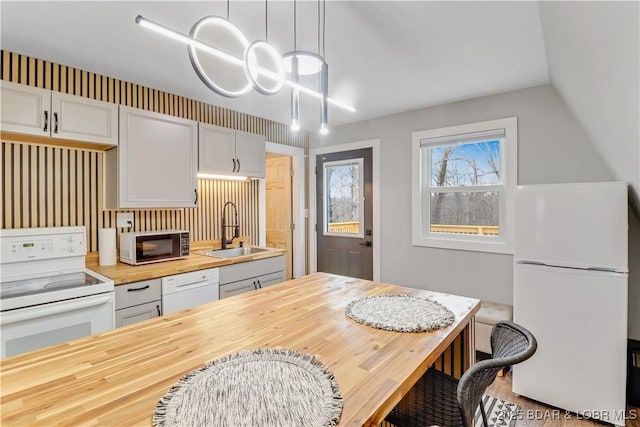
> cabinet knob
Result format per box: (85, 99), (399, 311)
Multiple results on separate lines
(43, 110), (48, 132)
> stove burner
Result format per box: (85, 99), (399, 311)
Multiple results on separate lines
(1, 272), (103, 300)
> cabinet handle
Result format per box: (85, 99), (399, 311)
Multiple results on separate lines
(127, 285), (150, 292)
(43, 111), (48, 132)
(252, 280), (257, 290)
(257, 280), (262, 289)
(53, 112), (59, 133)
(156, 305), (161, 316)
(236, 158), (240, 172)
(232, 158), (237, 173)
(194, 188), (198, 205)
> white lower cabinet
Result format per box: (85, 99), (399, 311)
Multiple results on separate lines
(219, 256), (286, 299)
(114, 279), (162, 328)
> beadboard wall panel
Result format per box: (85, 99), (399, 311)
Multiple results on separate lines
(1, 50), (306, 252)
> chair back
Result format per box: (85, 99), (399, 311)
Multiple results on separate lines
(456, 320), (537, 427)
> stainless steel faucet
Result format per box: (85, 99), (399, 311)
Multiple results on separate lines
(221, 201), (240, 249)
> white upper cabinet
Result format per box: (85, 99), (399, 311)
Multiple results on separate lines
(199, 123), (265, 178)
(106, 107), (198, 208)
(50, 92), (118, 145)
(0, 81), (118, 146)
(199, 124), (236, 173)
(0, 82), (50, 136)
(235, 130), (266, 177)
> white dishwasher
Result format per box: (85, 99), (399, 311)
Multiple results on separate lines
(161, 268), (219, 315)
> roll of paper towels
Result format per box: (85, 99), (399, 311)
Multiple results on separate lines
(98, 228), (117, 266)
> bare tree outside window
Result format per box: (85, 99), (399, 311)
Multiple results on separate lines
(428, 140), (501, 235)
(324, 160), (363, 235)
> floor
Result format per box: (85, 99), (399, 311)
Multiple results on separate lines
(486, 372), (640, 427)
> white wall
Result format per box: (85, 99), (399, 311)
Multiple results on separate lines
(311, 84), (617, 300)
(539, 1), (640, 203)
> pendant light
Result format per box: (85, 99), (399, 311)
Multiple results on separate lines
(135, 0), (355, 125)
(283, 0), (330, 134)
(244, 0), (285, 96)
(319, 0), (329, 135)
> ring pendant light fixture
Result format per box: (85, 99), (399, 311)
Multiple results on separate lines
(135, 0), (354, 134)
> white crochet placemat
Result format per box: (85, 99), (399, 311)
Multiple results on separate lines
(153, 348), (343, 427)
(345, 294), (455, 332)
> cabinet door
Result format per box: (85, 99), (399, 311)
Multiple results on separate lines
(219, 278), (257, 299)
(235, 130), (265, 178)
(119, 107), (198, 208)
(115, 301), (162, 328)
(219, 256), (285, 284)
(51, 92), (118, 145)
(114, 279), (162, 310)
(256, 271), (285, 289)
(199, 123), (236, 174)
(0, 81), (50, 136)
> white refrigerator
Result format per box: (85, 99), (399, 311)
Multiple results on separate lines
(513, 182), (628, 426)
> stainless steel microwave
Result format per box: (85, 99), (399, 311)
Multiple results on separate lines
(119, 230), (190, 265)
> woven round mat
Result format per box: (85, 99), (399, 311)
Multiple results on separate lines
(345, 294), (455, 332)
(152, 348), (343, 427)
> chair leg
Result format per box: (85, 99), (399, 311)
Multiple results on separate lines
(480, 400), (489, 427)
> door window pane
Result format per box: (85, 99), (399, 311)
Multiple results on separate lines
(428, 191), (500, 236)
(323, 158), (364, 237)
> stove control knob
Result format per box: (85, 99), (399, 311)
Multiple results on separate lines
(68, 245), (75, 253)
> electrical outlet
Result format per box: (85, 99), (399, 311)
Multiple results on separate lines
(116, 212), (134, 229)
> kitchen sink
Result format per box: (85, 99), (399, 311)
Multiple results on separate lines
(200, 247), (271, 258)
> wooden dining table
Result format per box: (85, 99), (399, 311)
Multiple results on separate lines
(0, 272), (480, 426)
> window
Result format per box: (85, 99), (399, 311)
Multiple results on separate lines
(412, 117), (517, 253)
(323, 158), (364, 238)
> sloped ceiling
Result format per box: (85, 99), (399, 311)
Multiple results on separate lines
(0, 1), (549, 132)
(538, 1), (640, 202)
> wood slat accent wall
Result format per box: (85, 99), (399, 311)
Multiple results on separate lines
(1, 50), (308, 252)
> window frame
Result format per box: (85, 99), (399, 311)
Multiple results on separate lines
(322, 157), (365, 239)
(411, 117), (517, 254)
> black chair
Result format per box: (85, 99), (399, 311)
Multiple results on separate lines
(386, 320), (537, 427)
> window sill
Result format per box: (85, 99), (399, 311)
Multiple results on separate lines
(412, 235), (513, 255)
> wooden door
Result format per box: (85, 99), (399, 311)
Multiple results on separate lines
(316, 148), (373, 280)
(266, 155), (293, 279)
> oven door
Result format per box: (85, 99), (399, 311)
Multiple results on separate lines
(0, 292), (115, 358)
(135, 234), (181, 264)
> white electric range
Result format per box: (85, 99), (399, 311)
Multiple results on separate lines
(0, 226), (115, 358)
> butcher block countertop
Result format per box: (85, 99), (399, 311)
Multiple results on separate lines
(86, 240), (285, 285)
(0, 273), (479, 427)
